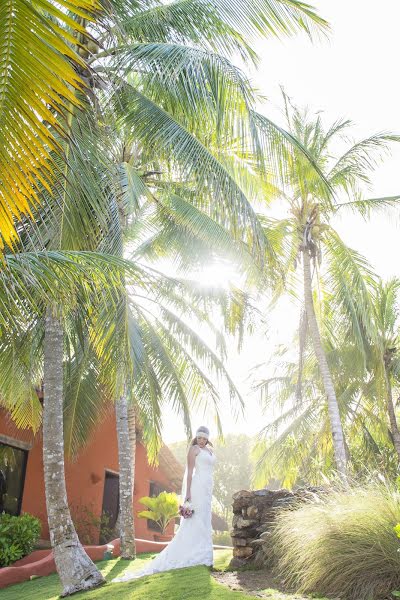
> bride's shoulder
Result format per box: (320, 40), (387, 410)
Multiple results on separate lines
(189, 444), (200, 455)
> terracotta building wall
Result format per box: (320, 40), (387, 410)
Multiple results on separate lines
(0, 410), (175, 541)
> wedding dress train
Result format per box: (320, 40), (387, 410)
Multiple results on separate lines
(113, 447), (216, 582)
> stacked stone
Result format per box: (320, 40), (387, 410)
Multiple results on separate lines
(229, 488), (320, 568)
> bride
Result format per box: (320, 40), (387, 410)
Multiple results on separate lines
(113, 425), (216, 582)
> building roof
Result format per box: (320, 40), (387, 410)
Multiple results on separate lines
(211, 512), (229, 532)
(157, 444), (185, 492)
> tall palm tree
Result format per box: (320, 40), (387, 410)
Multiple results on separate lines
(255, 99), (400, 479)
(0, 250), (133, 593)
(3, 1), (328, 587)
(71, 2), (328, 558)
(369, 279), (400, 462)
(252, 336), (366, 487)
(252, 275), (400, 486)
(92, 208), (252, 558)
(6, 101), (130, 591)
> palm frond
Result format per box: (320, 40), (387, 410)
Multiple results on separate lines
(324, 227), (378, 352)
(334, 195), (400, 219)
(116, 85), (266, 258)
(327, 133), (400, 195)
(0, 0), (99, 250)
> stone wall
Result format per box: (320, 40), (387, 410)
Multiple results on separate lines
(230, 488), (319, 568)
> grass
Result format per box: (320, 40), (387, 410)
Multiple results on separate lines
(0, 550), (247, 600)
(1, 549), (324, 600)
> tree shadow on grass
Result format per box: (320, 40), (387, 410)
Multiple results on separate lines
(3, 556), (250, 600)
(72, 565), (216, 600)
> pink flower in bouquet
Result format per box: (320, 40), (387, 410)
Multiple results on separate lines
(179, 501), (194, 519)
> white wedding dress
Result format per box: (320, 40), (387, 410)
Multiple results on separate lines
(113, 447), (216, 582)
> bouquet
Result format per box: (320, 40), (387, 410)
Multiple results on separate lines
(179, 500), (194, 519)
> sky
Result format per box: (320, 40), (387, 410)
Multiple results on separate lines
(161, 0), (400, 444)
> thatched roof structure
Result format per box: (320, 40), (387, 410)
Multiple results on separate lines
(211, 512), (229, 532)
(157, 444), (185, 492)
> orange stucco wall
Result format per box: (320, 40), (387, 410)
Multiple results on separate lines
(0, 410), (175, 542)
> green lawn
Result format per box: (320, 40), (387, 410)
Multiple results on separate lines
(1, 550), (318, 600)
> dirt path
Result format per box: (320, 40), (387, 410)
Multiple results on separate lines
(212, 569), (317, 599)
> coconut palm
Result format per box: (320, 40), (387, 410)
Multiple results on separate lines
(0, 250), (136, 592)
(252, 337), (366, 487)
(2, 1), (328, 587)
(69, 2), (327, 558)
(253, 277), (400, 486)
(86, 201), (254, 558)
(255, 98), (400, 479)
(79, 0), (328, 257)
(368, 279), (400, 461)
(3, 102), (133, 591)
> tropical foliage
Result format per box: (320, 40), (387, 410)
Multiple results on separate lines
(0, 513), (41, 567)
(253, 99), (400, 481)
(7, 1), (400, 598)
(0, 0), (99, 250)
(138, 492), (179, 534)
(253, 276), (400, 487)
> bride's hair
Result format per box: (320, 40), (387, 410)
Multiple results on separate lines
(190, 437), (213, 447)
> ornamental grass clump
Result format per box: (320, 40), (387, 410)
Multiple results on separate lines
(271, 483), (400, 600)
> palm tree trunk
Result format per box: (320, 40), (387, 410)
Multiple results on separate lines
(115, 393), (136, 559)
(383, 365), (400, 462)
(43, 308), (105, 596)
(302, 249), (348, 479)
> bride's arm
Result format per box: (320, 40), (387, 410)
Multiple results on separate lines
(185, 446), (197, 501)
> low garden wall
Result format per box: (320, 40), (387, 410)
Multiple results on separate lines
(230, 487), (320, 567)
(0, 537), (167, 590)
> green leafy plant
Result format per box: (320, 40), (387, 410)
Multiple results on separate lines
(0, 513), (41, 567)
(138, 492), (179, 535)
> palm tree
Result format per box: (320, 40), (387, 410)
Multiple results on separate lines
(255, 99), (400, 479)
(0, 0), (99, 250)
(43, 306), (105, 595)
(91, 209), (252, 558)
(0, 250), (135, 592)
(345, 278), (400, 466)
(5, 99), (132, 590)
(369, 279), (400, 462)
(252, 277), (400, 486)
(73, 2), (327, 557)
(3, 1), (328, 586)
(252, 336), (365, 487)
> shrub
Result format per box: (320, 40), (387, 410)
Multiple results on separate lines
(138, 492), (179, 534)
(0, 513), (41, 567)
(271, 483), (400, 600)
(70, 503), (114, 545)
